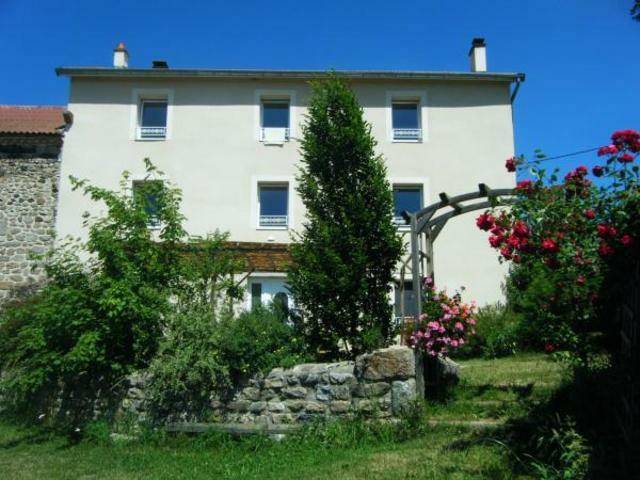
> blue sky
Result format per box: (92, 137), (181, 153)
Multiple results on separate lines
(1, 0), (638, 173)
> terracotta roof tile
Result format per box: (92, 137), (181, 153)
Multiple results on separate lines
(0, 106), (69, 135)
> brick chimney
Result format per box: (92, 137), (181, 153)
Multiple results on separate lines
(113, 42), (129, 68)
(469, 38), (487, 72)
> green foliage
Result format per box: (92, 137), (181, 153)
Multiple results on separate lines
(459, 303), (523, 358)
(147, 306), (309, 421)
(527, 416), (591, 480)
(288, 75), (402, 358)
(0, 160), (186, 426)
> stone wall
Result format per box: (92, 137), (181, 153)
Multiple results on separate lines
(0, 157), (60, 304)
(120, 346), (418, 426)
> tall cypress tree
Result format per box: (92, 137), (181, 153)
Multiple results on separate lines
(288, 76), (402, 359)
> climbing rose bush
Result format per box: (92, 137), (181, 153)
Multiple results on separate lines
(476, 129), (639, 365)
(409, 277), (477, 357)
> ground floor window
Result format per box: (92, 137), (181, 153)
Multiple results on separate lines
(394, 280), (418, 319)
(248, 276), (292, 310)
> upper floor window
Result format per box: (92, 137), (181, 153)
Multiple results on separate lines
(393, 185), (423, 226)
(258, 183), (289, 228)
(138, 100), (168, 140)
(392, 102), (421, 141)
(261, 99), (290, 144)
(132, 179), (164, 227)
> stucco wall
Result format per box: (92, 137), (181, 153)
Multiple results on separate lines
(0, 157), (60, 304)
(57, 77), (515, 304)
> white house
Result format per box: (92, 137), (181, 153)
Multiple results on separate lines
(55, 39), (523, 314)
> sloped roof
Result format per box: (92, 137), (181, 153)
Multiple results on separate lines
(0, 106), (70, 135)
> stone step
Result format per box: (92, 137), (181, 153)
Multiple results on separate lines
(166, 422), (302, 435)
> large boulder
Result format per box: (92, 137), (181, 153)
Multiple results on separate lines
(355, 346), (415, 381)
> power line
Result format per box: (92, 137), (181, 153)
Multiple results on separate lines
(522, 146), (601, 166)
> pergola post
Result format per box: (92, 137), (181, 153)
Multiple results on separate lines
(409, 213), (425, 398)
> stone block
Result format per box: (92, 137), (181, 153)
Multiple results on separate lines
(282, 386), (307, 399)
(331, 385), (351, 401)
(267, 401), (286, 413)
(329, 372), (356, 385)
(355, 346), (415, 381)
(315, 384), (332, 402)
(305, 402), (326, 414)
(329, 401), (351, 414)
(284, 400), (306, 412)
(352, 381), (391, 398)
(241, 387), (261, 402)
(228, 400), (250, 413)
(391, 379), (416, 415)
(248, 401), (267, 414)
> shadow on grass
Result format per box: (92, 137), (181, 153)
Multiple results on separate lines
(443, 367), (637, 479)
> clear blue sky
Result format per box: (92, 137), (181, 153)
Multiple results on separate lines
(1, 0), (638, 172)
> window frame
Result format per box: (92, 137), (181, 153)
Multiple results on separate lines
(254, 89), (296, 142)
(130, 88), (174, 141)
(131, 179), (164, 229)
(391, 178), (429, 230)
(257, 181), (290, 230)
(385, 91), (428, 143)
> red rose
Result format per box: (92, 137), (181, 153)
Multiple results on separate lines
(513, 254), (521, 264)
(500, 245), (513, 259)
(512, 220), (530, 238)
(597, 224), (617, 239)
(505, 157), (517, 172)
(576, 275), (585, 285)
(544, 342), (556, 353)
(489, 235), (504, 248)
(583, 209), (595, 220)
(515, 180), (534, 194)
(490, 225), (504, 236)
(620, 234), (634, 247)
(592, 166), (604, 177)
(619, 153), (635, 163)
(507, 235), (521, 249)
(598, 242), (615, 257)
(541, 238), (559, 253)
(597, 144), (618, 156)
(476, 212), (495, 231)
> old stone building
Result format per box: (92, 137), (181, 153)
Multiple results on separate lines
(0, 106), (72, 304)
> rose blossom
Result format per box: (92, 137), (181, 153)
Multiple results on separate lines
(476, 212), (495, 231)
(505, 157), (517, 172)
(620, 234), (634, 247)
(592, 165), (604, 177)
(583, 209), (595, 220)
(541, 238), (559, 253)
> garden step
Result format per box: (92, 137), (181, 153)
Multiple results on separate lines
(426, 419), (506, 429)
(166, 422), (301, 435)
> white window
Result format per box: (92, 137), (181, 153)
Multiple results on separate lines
(260, 99), (290, 144)
(137, 99), (168, 140)
(248, 276), (293, 310)
(258, 183), (289, 228)
(392, 102), (421, 141)
(393, 185), (423, 226)
(386, 91), (427, 142)
(132, 179), (163, 227)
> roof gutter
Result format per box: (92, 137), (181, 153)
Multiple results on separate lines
(510, 75), (525, 104)
(55, 67), (525, 83)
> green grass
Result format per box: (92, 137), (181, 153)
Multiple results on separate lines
(0, 353), (565, 479)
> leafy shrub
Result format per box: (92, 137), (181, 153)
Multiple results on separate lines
(459, 302), (523, 358)
(147, 305), (309, 421)
(0, 161), (185, 426)
(216, 306), (310, 382)
(528, 416), (590, 480)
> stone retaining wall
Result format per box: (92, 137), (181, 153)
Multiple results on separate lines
(0, 157), (60, 305)
(121, 346), (418, 425)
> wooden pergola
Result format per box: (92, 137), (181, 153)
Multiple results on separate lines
(397, 183), (517, 328)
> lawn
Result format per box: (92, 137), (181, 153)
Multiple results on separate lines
(0, 353), (566, 480)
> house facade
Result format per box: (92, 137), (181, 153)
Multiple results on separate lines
(55, 39), (523, 313)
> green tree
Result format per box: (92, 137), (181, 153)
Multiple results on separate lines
(633, 1), (640, 21)
(288, 76), (402, 359)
